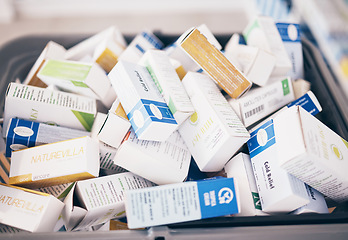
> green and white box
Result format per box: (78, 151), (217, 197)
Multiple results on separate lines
(62, 172), (154, 231)
(275, 106), (348, 203)
(229, 77), (295, 128)
(114, 130), (191, 185)
(224, 153), (267, 216)
(0, 183), (64, 232)
(243, 16), (292, 77)
(179, 72), (250, 172)
(37, 59), (116, 108)
(139, 49), (195, 126)
(108, 61), (177, 141)
(3, 83), (97, 137)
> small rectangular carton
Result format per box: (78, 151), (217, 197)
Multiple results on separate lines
(274, 106), (348, 203)
(114, 129), (191, 185)
(9, 136), (100, 189)
(243, 16), (292, 77)
(108, 60), (177, 141)
(292, 185), (329, 215)
(224, 153), (267, 216)
(65, 26), (127, 61)
(224, 35), (276, 87)
(37, 59), (116, 108)
(124, 177), (239, 229)
(23, 41), (66, 88)
(229, 77), (295, 128)
(3, 83), (97, 137)
(5, 118), (89, 158)
(276, 22), (304, 80)
(99, 142), (127, 173)
(118, 30), (164, 63)
(0, 183), (64, 232)
(62, 172), (155, 231)
(179, 28), (252, 99)
(247, 119), (310, 213)
(139, 49), (195, 125)
(179, 72), (250, 172)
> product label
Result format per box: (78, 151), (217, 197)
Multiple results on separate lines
(125, 177), (238, 229)
(287, 92), (320, 115)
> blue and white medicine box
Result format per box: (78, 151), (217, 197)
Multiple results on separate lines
(108, 61), (177, 141)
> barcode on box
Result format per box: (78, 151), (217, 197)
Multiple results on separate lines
(245, 105), (264, 119)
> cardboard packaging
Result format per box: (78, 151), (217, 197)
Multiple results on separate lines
(113, 130), (191, 185)
(37, 59), (116, 108)
(224, 33), (276, 87)
(0, 224), (25, 233)
(243, 16), (292, 77)
(170, 58), (187, 80)
(118, 30), (164, 63)
(292, 185), (329, 214)
(108, 61), (177, 141)
(65, 26), (127, 61)
(276, 22), (304, 80)
(90, 112), (107, 140)
(5, 118), (89, 158)
(139, 49), (195, 125)
(0, 183), (64, 232)
(3, 83), (97, 137)
(229, 77), (295, 128)
(62, 172), (154, 231)
(247, 119), (310, 213)
(37, 182), (74, 202)
(274, 106), (348, 203)
(99, 142), (127, 173)
(9, 136), (100, 189)
(23, 41), (66, 88)
(179, 27), (252, 99)
(0, 153), (10, 184)
(224, 153), (267, 216)
(124, 177), (239, 229)
(178, 72), (249, 172)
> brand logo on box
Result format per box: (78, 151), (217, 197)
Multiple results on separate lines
(218, 187), (234, 204)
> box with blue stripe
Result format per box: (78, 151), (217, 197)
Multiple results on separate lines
(109, 60), (178, 141)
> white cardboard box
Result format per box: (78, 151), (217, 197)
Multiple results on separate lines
(229, 77), (295, 128)
(62, 172), (154, 231)
(274, 106), (348, 203)
(179, 72), (250, 172)
(37, 59), (116, 108)
(113, 130), (191, 185)
(243, 16), (292, 77)
(9, 136), (100, 189)
(224, 153), (267, 216)
(292, 185), (329, 214)
(139, 49), (195, 125)
(247, 119), (309, 213)
(108, 60), (178, 141)
(3, 83), (97, 137)
(5, 118), (89, 158)
(124, 177), (239, 229)
(0, 183), (64, 232)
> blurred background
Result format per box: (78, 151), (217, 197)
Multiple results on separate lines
(0, 0), (348, 97)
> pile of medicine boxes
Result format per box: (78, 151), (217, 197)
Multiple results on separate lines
(0, 15), (347, 233)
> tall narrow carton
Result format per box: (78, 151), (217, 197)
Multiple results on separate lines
(229, 77), (295, 128)
(118, 30), (164, 63)
(124, 177), (239, 229)
(37, 59), (116, 108)
(108, 61), (177, 141)
(23, 41), (66, 88)
(179, 72), (250, 172)
(276, 22), (304, 80)
(5, 118), (89, 158)
(247, 119), (310, 213)
(179, 28), (252, 99)
(3, 83), (97, 137)
(62, 172), (155, 231)
(113, 130), (191, 185)
(243, 16), (292, 77)
(274, 106), (348, 203)
(224, 153), (267, 216)
(0, 183), (64, 232)
(139, 49), (195, 125)
(9, 136), (100, 189)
